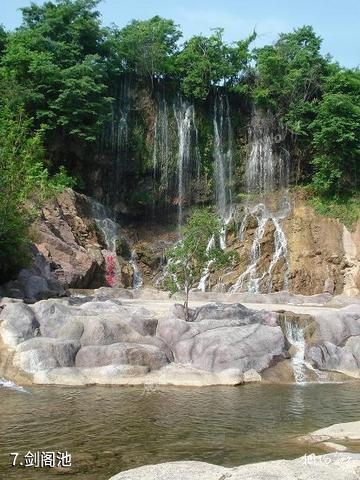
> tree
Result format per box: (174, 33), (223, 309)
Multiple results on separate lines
(310, 68), (360, 196)
(0, 105), (75, 282)
(1, 0), (109, 143)
(0, 24), (7, 57)
(166, 208), (233, 320)
(253, 26), (328, 136)
(114, 16), (182, 83)
(177, 28), (255, 100)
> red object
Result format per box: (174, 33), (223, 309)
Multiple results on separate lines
(105, 254), (115, 286)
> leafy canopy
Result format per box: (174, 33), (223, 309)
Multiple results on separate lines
(1, 0), (110, 141)
(253, 26), (328, 137)
(113, 16), (182, 80)
(310, 68), (360, 196)
(177, 28), (255, 100)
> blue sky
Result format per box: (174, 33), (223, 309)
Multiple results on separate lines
(1, 0), (359, 67)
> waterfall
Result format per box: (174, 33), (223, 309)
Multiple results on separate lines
(97, 75), (131, 206)
(230, 204), (268, 293)
(0, 378), (27, 393)
(174, 98), (200, 228)
(230, 203), (289, 293)
(111, 76), (130, 161)
(213, 94), (233, 222)
(153, 92), (171, 194)
(284, 319), (306, 384)
(89, 198), (142, 288)
(89, 199), (120, 252)
(130, 250), (143, 289)
(230, 108), (290, 293)
(198, 94), (234, 291)
(198, 236), (216, 291)
(246, 108), (289, 194)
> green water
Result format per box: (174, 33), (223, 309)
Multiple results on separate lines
(1, 383), (360, 479)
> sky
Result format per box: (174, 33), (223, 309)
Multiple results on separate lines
(1, 0), (359, 68)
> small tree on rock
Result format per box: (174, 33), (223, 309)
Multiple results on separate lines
(166, 208), (234, 321)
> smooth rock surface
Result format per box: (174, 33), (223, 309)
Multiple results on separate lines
(108, 455), (360, 480)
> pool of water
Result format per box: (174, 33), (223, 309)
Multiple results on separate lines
(1, 383), (360, 479)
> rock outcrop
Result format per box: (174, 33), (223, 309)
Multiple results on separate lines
(0, 293), (289, 386)
(33, 189), (107, 289)
(108, 455), (360, 480)
(1, 289), (359, 386)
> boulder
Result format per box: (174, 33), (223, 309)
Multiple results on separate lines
(14, 337), (80, 373)
(301, 420), (360, 442)
(157, 304), (285, 374)
(31, 300), (84, 337)
(310, 305), (360, 345)
(79, 316), (143, 346)
(0, 303), (39, 347)
(306, 341), (359, 376)
(193, 302), (278, 326)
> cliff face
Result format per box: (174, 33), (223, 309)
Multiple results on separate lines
(284, 196), (347, 295)
(1, 189), (358, 299)
(181, 192), (360, 297)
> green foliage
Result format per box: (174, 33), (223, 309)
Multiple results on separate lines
(310, 68), (360, 196)
(113, 16), (182, 81)
(253, 26), (327, 137)
(177, 29), (255, 100)
(309, 195), (360, 230)
(166, 208), (233, 318)
(0, 24), (7, 57)
(1, 0), (110, 142)
(0, 0), (358, 237)
(0, 106), (74, 281)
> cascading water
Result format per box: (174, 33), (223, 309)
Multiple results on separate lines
(213, 94), (233, 222)
(130, 250), (143, 289)
(198, 236), (215, 291)
(90, 199), (120, 252)
(231, 108), (290, 293)
(96, 76), (131, 210)
(246, 108), (289, 194)
(284, 318), (306, 384)
(198, 94), (234, 292)
(230, 204), (268, 293)
(174, 98), (200, 228)
(0, 378), (27, 392)
(153, 92), (171, 195)
(89, 198), (143, 288)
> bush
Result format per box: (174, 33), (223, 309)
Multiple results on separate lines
(0, 107), (75, 282)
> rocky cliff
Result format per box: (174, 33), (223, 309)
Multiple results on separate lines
(1, 189), (359, 300)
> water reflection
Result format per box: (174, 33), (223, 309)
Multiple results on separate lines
(1, 383), (360, 479)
